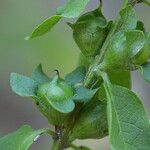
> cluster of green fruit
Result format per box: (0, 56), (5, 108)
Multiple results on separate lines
(71, 5), (150, 70)
(10, 64), (108, 142)
(10, 2), (150, 146)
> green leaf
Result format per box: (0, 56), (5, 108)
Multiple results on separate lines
(78, 53), (90, 71)
(141, 61), (150, 82)
(97, 71), (131, 107)
(65, 66), (86, 86)
(102, 73), (150, 150)
(32, 64), (50, 84)
(133, 32), (150, 65)
(108, 70), (131, 89)
(26, 15), (61, 40)
(119, 5), (137, 30)
(0, 125), (48, 150)
(36, 76), (75, 114)
(125, 30), (145, 57)
(10, 73), (38, 97)
(34, 95), (73, 125)
(73, 86), (98, 103)
(28, 0), (90, 39)
(50, 98), (75, 113)
(56, 0), (90, 18)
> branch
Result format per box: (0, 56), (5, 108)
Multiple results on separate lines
(51, 140), (60, 150)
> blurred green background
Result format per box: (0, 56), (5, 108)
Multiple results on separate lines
(0, 0), (150, 149)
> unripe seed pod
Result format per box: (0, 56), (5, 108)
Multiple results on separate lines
(69, 7), (108, 59)
(133, 33), (150, 65)
(100, 30), (147, 71)
(71, 100), (108, 139)
(36, 74), (74, 125)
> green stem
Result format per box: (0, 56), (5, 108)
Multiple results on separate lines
(51, 140), (60, 150)
(47, 130), (56, 139)
(50, 126), (66, 150)
(84, 13), (120, 87)
(97, 0), (128, 64)
(83, 0), (131, 88)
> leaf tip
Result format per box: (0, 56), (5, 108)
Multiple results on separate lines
(10, 72), (17, 80)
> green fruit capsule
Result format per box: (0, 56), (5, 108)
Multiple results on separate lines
(69, 6), (108, 60)
(36, 73), (75, 125)
(100, 30), (147, 71)
(133, 32), (150, 65)
(71, 100), (108, 139)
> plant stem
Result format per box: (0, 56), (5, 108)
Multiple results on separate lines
(47, 130), (56, 139)
(83, 0), (130, 88)
(51, 140), (60, 150)
(83, 14), (120, 88)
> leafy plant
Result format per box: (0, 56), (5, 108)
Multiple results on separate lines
(1, 0), (150, 150)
